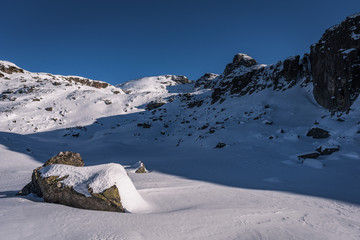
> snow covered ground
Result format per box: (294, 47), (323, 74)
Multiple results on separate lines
(1, 61), (360, 239)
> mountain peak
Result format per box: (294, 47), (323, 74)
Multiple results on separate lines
(232, 53), (257, 67)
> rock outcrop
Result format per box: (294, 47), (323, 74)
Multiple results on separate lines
(306, 127), (330, 139)
(310, 14), (360, 112)
(194, 73), (219, 89)
(0, 62), (24, 74)
(210, 14), (360, 111)
(211, 54), (311, 104)
(64, 77), (109, 89)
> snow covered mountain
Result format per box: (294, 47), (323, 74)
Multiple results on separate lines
(0, 13), (360, 240)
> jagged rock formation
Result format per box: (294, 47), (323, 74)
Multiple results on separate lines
(310, 13), (360, 112)
(194, 73), (219, 89)
(210, 14), (359, 112)
(211, 54), (311, 104)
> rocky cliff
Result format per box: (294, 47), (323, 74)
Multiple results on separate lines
(310, 13), (360, 112)
(210, 13), (360, 112)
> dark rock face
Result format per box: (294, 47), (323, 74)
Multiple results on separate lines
(44, 151), (84, 167)
(210, 14), (360, 110)
(306, 127), (330, 139)
(223, 53), (257, 76)
(211, 54), (311, 104)
(310, 14), (360, 111)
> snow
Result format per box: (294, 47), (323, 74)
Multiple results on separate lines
(1, 61), (360, 239)
(351, 32), (360, 40)
(340, 48), (357, 54)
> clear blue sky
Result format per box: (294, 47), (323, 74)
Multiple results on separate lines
(1, 0), (359, 84)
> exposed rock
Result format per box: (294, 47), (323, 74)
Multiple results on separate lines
(104, 99), (112, 105)
(134, 161), (148, 173)
(65, 77), (109, 89)
(187, 99), (204, 108)
(223, 53), (257, 76)
(194, 73), (219, 89)
(306, 127), (330, 139)
(215, 142), (226, 148)
(137, 123), (151, 128)
(0, 63), (24, 74)
(43, 151), (84, 167)
(211, 54), (311, 103)
(310, 14), (360, 111)
(169, 75), (190, 84)
(298, 152), (320, 159)
(146, 101), (166, 110)
(316, 145), (340, 155)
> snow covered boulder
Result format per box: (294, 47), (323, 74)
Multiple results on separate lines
(18, 152), (148, 213)
(35, 163), (148, 213)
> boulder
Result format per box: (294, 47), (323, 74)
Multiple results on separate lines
(133, 161), (148, 173)
(316, 145), (340, 155)
(306, 127), (330, 139)
(298, 152), (320, 159)
(17, 152), (147, 213)
(35, 164), (125, 212)
(215, 142), (226, 148)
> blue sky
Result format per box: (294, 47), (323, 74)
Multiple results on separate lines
(1, 0), (359, 84)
